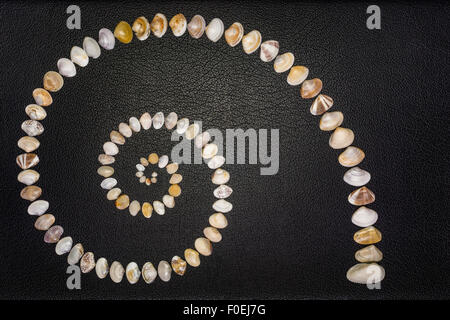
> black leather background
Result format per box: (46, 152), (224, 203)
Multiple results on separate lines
(0, 1), (449, 299)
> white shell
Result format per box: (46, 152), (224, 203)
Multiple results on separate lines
(107, 188), (121, 200)
(142, 262), (157, 284)
(158, 155), (169, 168)
(176, 118), (189, 134)
(329, 127), (354, 149)
(351, 206), (378, 228)
(129, 117), (141, 132)
(153, 200), (165, 215)
(55, 236), (73, 255)
(260, 40), (279, 62)
(213, 185), (233, 199)
(212, 169), (230, 185)
(158, 260), (172, 282)
(320, 111), (344, 131)
(343, 167), (371, 187)
(118, 122), (132, 138)
(27, 200), (49, 216)
(98, 28), (115, 50)
(209, 213), (228, 229)
(18, 169), (40, 185)
(140, 112), (152, 130)
(136, 171), (144, 178)
(202, 143), (218, 159)
(136, 164), (145, 171)
(208, 155), (225, 169)
(206, 18), (224, 42)
(212, 199), (233, 213)
(242, 30), (262, 54)
(185, 123), (200, 140)
(139, 176), (146, 183)
(110, 261), (125, 283)
(103, 141), (118, 155)
(162, 195), (175, 208)
(195, 131), (211, 149)
(25, 104), (47, 120)
(21, 120), (44, 136)
(126, 262), (141, 284)
(165, 112), (178, 130)
(346, 263), (385, 284)
(83, 37), (101, 59)
(101, 178), (117, 190)
(274, 52), (294, 73)
(67, 243), (84, 265)
(129, 200), (141, 216)
(95, 257), (109, 279)
(70, 46), (89, 67)
(57, 58), (76, 77)
(152, 112), (164, 129)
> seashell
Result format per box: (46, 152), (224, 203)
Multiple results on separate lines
(98, 28), (115, 50)
(140, 157), (149, 166)
(354, 226), (382, 245)
(136, 164), (145, 172)
(140, 112), (152, 130)
(166, 163), (179, 174)
(184, 249), (200, 267)
(114, 21), (133, 44)
(195, 237), (212, 256)
(132, 16), (151, 41)
(343, 167), (371, 187)
(195, 131), (211, 149)
(97, 166), (114, 178)
(287, 66), (309, 86)
(43, 71), (64, 92)
(142, 262), (157, 283)
(319, 111), (343, 131)
(98, 154), (115, 165)
(153, 200), (165, 215)
(352, 206), (378, 228)
(142, 202), (153, 218)
(187, 15), (206, 39)
(346, 263), (385, 284)
(207, 155), (225, 169)
(150, 177), (157, 184)
(67, 243), (84, 265)
(209, 213), (228, 229)
(311, 94), (334, 115)
(115, 194), (130, 210)
(126, 262), (141, 284)
(57, 58), (76, 77)
(348, 186), (375, 206)
(203, 227), (222, 243)
(80, 252), (95, 273)
(32, 88), (52, 107)
(212, 168), (230, 185)
(101, 177), (117, 190)
(185, 123), (200, 140)
(260, 40), (279, 62)
(169, 173), (182, 184)
(355, 245), (383, 263)
(95, 258), (109, 279)
(165, 112), (178, 130)
(206, 18), (224, 42)
(18, 136), (40, 152)
(176, 118), (189, 134)
(27, 199), (49, 216)
(110, 261), (125, 283)
(225, 22), (244, 47)
(242, 30), (262, 54)
(148, 153), (159, 164)
(158, 155), (169, 168)
(169, 13), (187, 37)
(110, 130), (125, 145)
(25, 104), (47, 121)
(171, 256), (187, 276)
(202, 143), (218, 159)
(44, 225), (63, 243)
(163, 195), (175, 208)
(129, 200), (141, 216)
(152, 112), (164, 129)
(107, 188), (121, 201)
(213, 184), (233, 199)
(70, 46), (89, 67)
(22, 120), (44, 136)
(118, 122), (132, 138)
(151, 172), (157, 178)
(338, 146), (365, 167)
(274, 52), (294, 73)
(329, 127), (354, 149)
(34, 214), (55, 231)
(168, 184), (181, 197)
(21, 185), (42, 201)
(16, 153), (39, 170)
(83, 37), (101, 59)
(55, 236), (73, 255)
(151, 13), (168, 38)
(103, 141), (118, 155)
(213, 199), (232, 213)
(129, 116), (141, 132)
(301, 78), (323, 99)
(158, 261), (172, 282)
(18, 169), (40, 185)
(140, 176), (147, 184)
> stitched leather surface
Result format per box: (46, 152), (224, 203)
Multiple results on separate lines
(0, 1), (449, 299)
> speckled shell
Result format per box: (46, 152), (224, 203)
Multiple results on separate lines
(132, 16), (151, 41)
(260, 40), (279, 62)
(169, 13), (187, 37)
(274, 52), (294, 73)
(242, 30), (261, 54)
(187, 15), (206, 39)
(151, 13), (168, 38)
(224, 22), (244, 47)
(206, 18), (224, 42)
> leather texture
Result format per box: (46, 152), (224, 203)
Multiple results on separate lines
(0, 1), (449, 299)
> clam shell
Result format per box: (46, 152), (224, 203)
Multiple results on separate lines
(213, 184), (233, 199)
(18, 136), (40, 152)
(163, 195), (175, 208)
(311, 94), (333, 115)
(132, 16), (151, 41)
(115, 194), (130, 210)
(171, 256), (187, 276)
(207, 155), (225, 169)
(16, 153), (39, 169)
(98, 28), (115, 50)
(319, 111), (343, 131)
(225, 22), (244, 47)
(118, 122), (132, 137)
(148, 153), (159, 164)
(98, 154), (115, 165)
(110, 130), (125, 145)
(353, 226), (382, 245)
(153, 200), (165, 215)
(97, 166), (114, 178)
(140, 112), (152, 130)
(34, 214), (55, 231)
(287, 66), (309, 86)
(95, 258), (109, 279)
(195, 131), (211, 149)
(110, 261), (125, 283)
(355, 245), (383, 263)
(57, 58), (76, 77)
(80, 252), (95, 273)
(103, 141), (118, 155)
(165, 112), (178, 129)
(176, 118), (189, 134)
(260, 40), (279, 62)
(43, 71), (64, 92)
(22, 120), (44, 136)
(242, 30), (262, 54)
(206, 18), (224, 42)
(142, 202), (153, 218)
(188, 15), (206, 39)
(329, 127), (354, 149)
(83, 36), (101, 59)
(67, 243), (84, 265)
(100, 177), (117, 190)
(203, 227), (222, 243)
(139, 176), (146, 184)
(152, 112), (164, 129)
(184, 249), (201, 267)
(32, 89), (52, 107)
(346, 263), (385, 284)
(301, 78), (323, 99)
(202, 143), (218, 159)
(195, 237), (212, 256)
(209, 213), (228, 229)
(169, 13), (187, 37)
(212, 168), (230, 185)
(25, 104), (47, 121)
(166, 163), (179, 174)
(158, 261), (172, 282)
(18, 169), (40, 185)
(107, 188), (121, 200)
(150, 13), (168, 38)
(185, 123), (200, 140)
(169, 173), (182, 184)
(55, 236), (73, 255)
(129, 116), (141, 132)
(168, 184), (181, 197)
(274, 52), (294, 73)
(158, 155), (169, 168)
(136, 171), (143, 178)
(212, 199), (233, 213)
(129, 200), (141, 216)
(343, 167), (371, 186)
(338, 146), (365, 167)
(21, 185), (42, 201)
(114, 21), (133, 44)
(70, 46), (89, 67)
(44, 225), (63, 243)
(352, 206), (378, 228)
(27, 199), (49, 216)
(142, 262), (157, 283)
(348, 186), (375, 206)
(126, 262), (141, 284)
(136, 164), (145, 172)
